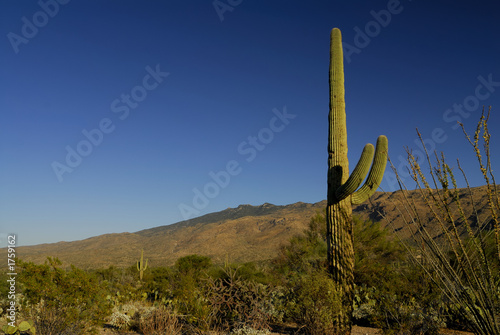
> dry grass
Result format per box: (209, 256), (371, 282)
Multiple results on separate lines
(138, 305), (182, 335)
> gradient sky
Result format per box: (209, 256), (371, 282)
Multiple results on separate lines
(1, 0), (499, 247)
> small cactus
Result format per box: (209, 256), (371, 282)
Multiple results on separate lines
(1, 320), (36, 334)
(2, 325), (17, 335)
(137, 249), (148, 281)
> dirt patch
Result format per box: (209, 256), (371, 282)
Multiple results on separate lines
(351, 325), (382, 334)
(438, 328), (474, 335)
(350, 326), (473, 335)
(99, 325), (473, 335)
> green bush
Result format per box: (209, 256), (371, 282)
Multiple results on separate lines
(289, 270), (342, 335)
(175, 254), (212, 277)
(0, 272), (11, 318)
(353, 217), (407, 290)
(373, 293), (445, 335)
(272, 212), (328, 280)
(93, 265), (142, 304)
(170, 255), (213, 327)
(18, 257), (111, 334)
(140, 266), (176, 305)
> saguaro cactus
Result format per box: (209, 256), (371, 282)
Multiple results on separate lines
(137, 249), (148, 281)
(327, 28), (388, 333)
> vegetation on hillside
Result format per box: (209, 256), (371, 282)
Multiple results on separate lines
(1, 212), (453, 335)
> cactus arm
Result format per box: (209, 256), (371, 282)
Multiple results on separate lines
(335, 143), (374, 202)
(351, 135), (388, 205)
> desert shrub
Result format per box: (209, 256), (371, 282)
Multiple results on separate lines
(0, 272), (10, 316)
(289, 270), (342, 335)
(352, 285), (377, 326)
(272, 210), (443, 331)
(389, 109), (500, 334)
(170, 255), (213, 327)
(93, 265), (143, 304)
(139, 305), (182, 335)
(97, 264), (137, 286)
(175, 254), (212, 277)
(371, 292), (445, 335)
(353, 217), (407, 290)
(231, 324), (271, 335)
(140, 266), (176, 305)
(108, 301), (146, 331)
(221, 261), (274, 285)
(18, 257), (111, 334)
(108, 309), (131, 330)
(273, 213), (408, 285)
(273, 212), (328, 278)
(27, 300), (85, 335)
(205, 264), (274, 332)
(108, 300), (165, 332)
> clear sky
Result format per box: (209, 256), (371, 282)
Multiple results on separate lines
(1, 0), (499, 247)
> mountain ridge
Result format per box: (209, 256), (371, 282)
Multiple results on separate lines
(9, 186), (497, 269)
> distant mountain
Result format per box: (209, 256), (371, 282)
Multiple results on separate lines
(11, 186), (497, 269)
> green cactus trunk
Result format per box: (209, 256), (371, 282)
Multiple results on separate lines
(137, 249), (148, 281)
(327, 28), (388, 334)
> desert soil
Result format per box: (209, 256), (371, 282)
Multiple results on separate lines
(351, 326), (473, 335)
(99, 325), (474, 335)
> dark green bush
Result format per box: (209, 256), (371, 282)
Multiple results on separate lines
(175, 254), (212, 277)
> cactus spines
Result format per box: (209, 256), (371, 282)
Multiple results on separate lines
(137, 249), (148, 281)
(327, 28), (388, 333)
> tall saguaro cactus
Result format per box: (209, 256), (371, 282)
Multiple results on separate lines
(137, 249), (148, 281)
(327, 28), (388, 333)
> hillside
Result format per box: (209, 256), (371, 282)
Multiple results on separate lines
(10, 186), (498, 269)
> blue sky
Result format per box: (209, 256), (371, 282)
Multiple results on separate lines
(1, 0), (499, 247)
